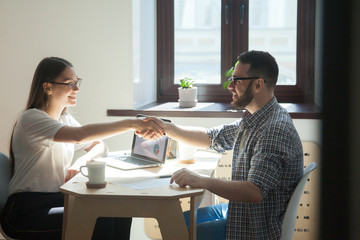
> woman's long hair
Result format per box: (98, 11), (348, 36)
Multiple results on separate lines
(26, 57), (73, 110)
(9, 57), (73, 177)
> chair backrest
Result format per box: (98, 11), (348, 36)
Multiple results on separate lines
(280, 162), (317, 240)
(0, 153), (11, 214)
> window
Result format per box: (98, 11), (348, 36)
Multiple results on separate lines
(157, 0), (315, 103)
(249, 0), (297, 86)
(174, 0), (221, 85)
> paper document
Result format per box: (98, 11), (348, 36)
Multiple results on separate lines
(112, 177), (173, 190)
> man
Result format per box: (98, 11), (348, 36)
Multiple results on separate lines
(142, 50), (303, 239)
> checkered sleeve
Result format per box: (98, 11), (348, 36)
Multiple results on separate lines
(207, 120), (241, 153)
(247, 123), (294, 198)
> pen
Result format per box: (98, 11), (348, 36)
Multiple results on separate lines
(156, 175), (172, 179)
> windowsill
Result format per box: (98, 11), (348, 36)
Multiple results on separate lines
(107, 102), (322, 119)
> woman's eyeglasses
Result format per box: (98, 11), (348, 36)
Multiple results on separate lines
(51, 78), (82, 90)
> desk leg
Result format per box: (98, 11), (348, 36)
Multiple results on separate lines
(188, 195), (203, 240)
(62, 195), (76, 240)
(63, 197), (98, 240)
(155, 199), (189, 240)
(62, 194), (69, 240)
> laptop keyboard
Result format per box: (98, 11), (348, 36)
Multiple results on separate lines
(114, 156), (151, 166)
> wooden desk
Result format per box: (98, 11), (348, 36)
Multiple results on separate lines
(61, 150), (220, 240)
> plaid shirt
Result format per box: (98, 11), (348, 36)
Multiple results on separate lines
(208, 97), (303, 239)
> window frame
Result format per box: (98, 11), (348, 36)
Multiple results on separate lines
(157, 0), (315, 103)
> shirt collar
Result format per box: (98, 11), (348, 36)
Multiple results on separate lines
(241, 97), (278, 128)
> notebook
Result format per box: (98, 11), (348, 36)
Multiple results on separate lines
(96, 117), (170, 170)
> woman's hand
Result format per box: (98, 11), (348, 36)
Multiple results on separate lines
(65, 169), (79, 182)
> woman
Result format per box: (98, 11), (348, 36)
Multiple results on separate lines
(0, 57), (163, 239)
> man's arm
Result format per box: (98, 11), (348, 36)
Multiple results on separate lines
(142, 117), (263, 202)
(165, 123), (210, 148)
(141, 116), (211, 149)
(170, 168), (263, 203)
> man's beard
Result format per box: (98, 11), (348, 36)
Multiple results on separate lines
(231, 81), (254, 110)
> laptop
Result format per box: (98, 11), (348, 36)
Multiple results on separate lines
(96, 117), (170, 170)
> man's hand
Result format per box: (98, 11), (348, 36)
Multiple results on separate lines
(65, 169), (79, 182)
(136, 116), (169, 140)
(170, 168), (207, 188)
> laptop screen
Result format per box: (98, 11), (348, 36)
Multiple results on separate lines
(131, 134), (168, 163)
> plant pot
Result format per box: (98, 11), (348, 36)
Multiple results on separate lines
(178, 87), (198, 108)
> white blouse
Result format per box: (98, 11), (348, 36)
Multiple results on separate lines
(8, 109), (91, 195)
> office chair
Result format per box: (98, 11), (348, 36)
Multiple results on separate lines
(0, 152), (17, 240)
(280, 162), (318, 240)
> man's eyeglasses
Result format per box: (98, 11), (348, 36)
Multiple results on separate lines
(51, 78), (82, 90)
(228, 76), (266, 83)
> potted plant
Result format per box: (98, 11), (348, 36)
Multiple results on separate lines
(178, 77), (197, 108)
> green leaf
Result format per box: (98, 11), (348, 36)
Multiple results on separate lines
(179, 77), (193, 88)
(223, 80), (230, 90)
(225, 67), (234, 78)
(223, 60), (239, 89)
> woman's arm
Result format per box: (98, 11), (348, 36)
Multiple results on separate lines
(65, 141), (108, 182)
(54, 118), (163, 144)
(70, 141), (108, 169)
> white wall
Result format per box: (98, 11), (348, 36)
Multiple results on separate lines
(0, 0), (135, 154)
(0, 1), (321, 154)
(132, 0), (157, 108)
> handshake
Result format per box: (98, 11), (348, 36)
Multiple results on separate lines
(134, 115), (171, 140)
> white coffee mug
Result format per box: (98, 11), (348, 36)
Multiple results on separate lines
(80, 161), (106, 184)
(178, 142), (197, 162)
